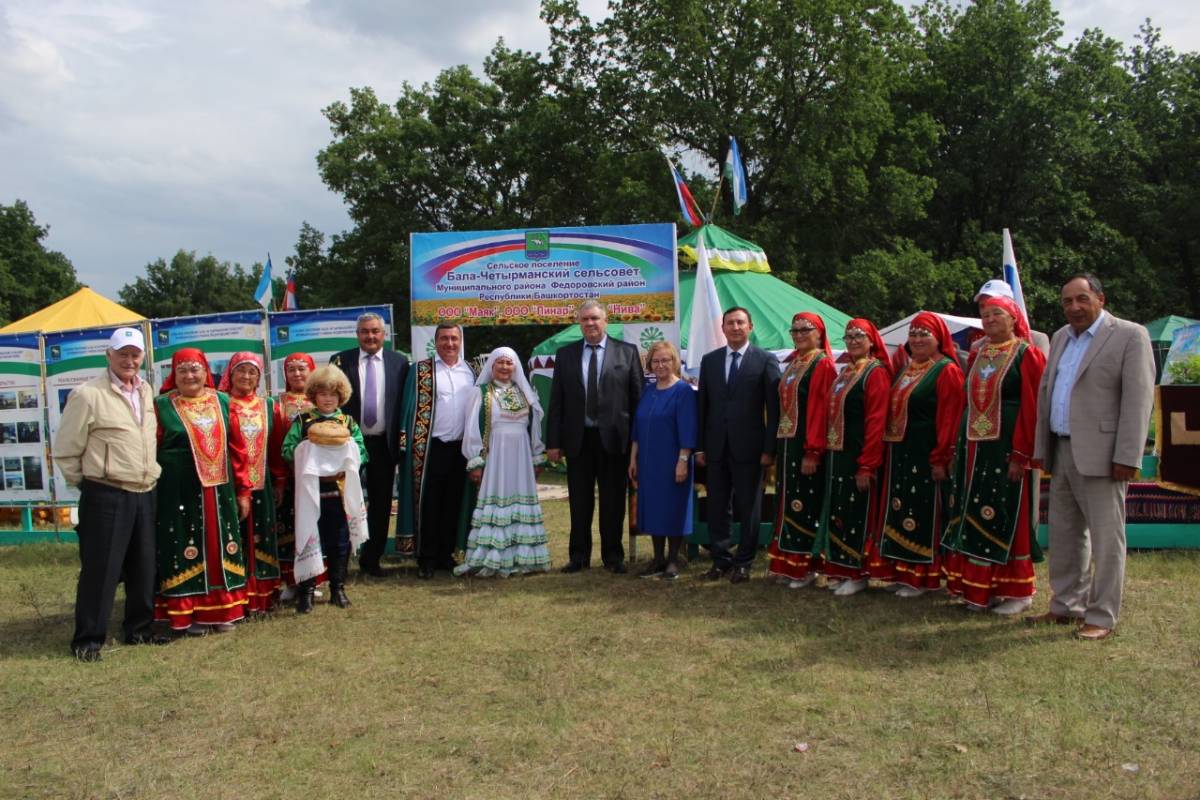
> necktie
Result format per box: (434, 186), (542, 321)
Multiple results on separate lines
(586, 344), (600, 421)
(363, 354), (378, 428)
(727, 350), (741, 392)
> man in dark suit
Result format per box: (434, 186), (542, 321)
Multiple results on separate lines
(547, 300), (643, 573)
(331, 312), (409, 577)
(695, 307), (781, 583)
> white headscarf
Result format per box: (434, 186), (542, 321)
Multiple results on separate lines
(474, 346), (545, 459)
(475, 347), (541, 411)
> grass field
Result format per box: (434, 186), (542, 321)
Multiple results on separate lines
(2, 496), (1198, 800)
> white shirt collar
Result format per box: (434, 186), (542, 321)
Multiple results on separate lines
(435, 354), (470, 371)
(727, 342), (750, 357)
(359, 347), (382, 360)
(584, 335), (607, 350)
(1068, 310), (1107, 341)
(109, 369), (143, 391)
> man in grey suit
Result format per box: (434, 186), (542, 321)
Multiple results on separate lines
(1029, 274), (1154, 640)
(547, 300), (643, 573)
(695, 307), (782, 583)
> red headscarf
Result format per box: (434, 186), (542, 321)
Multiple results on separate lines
(159, 347), (214, 394)
(909, 311), (958, 363)
(845, 318), (894, 381)
(217, 351), (264, 394)
(981, 296), (1031, 342)
(282, 352), (316, 392)
(789, 312), (834, 360)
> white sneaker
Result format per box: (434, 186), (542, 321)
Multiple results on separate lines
(788, 575), (817, 589)
(991, 597), (1033, 616)
(313, 589), (323, 599)
(824, 578), (844, 591)
(895, 585), (927, 599)
(833, 578), (868, 596)
(213, 622), (236, 633)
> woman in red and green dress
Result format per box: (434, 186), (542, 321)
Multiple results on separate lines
(272, 352), (320, 594)
(219, 351), (287, 615)
(943, 296), (1046, 614)
(814, 319), (893, 597)
(875, 312), (965, 597)
(767, 312), (837, 588)
(154, 348), (249, 633)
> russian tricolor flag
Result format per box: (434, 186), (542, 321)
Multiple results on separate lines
(1002, 228), (1028, 325)
(282, 272), (298, 310)
(667, 157), (705, 228)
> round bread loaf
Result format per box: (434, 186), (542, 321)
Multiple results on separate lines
(307, 420), (350, 446)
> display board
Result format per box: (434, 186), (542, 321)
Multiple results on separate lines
(410, 223), (679, 360)
(267, 306), (393, 392)
(0, 333), (50, 502)
(151, 310), (266, 393)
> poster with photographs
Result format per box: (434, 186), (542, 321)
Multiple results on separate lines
(151, 310), (267, 395)
(267, 305), (393, 394)
(43, 325), (149, 502)
(0, 333), (50, 501)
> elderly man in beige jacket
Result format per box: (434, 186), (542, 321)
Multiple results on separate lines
(1030, 274), (1154, 640)
(53, 327), (165, 661)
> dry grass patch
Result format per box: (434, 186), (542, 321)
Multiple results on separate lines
(1, 500), (1198, 799)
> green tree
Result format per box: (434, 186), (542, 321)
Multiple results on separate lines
(118, 250), (265, 318)
(0, 200), (80, 326)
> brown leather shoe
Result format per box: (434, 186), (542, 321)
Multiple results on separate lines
(1023, 611), (1081, 626)
(1075, 624), (1114, 641)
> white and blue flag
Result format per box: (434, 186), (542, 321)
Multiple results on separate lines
(253, 254), (274, 310)
(723, 136), (748, 215)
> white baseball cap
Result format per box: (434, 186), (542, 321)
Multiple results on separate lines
(108, 327), (145, 352)
(974, 279), (1014, 302)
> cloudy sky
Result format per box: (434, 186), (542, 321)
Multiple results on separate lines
(2, 0), (1196, 300)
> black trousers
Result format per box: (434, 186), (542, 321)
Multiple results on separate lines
(418, 437), (467, 568)
(705, 453), (765, 570)
(72, 479), (156, 649)
(358, 435), (397, 569)
(566, 428), (628, 567)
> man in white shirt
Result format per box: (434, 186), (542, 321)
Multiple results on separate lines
(399, 324), (477, 578)
(53, 327), (166, 660)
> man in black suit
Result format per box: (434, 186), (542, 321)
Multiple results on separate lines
(547, 300), (643, 573)
(331, 312), (409, 577)
(695, 307), (781, 583)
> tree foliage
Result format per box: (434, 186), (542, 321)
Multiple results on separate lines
(118, 251), (266, 319)
(294, 0), (1199, 340)
(0, 200), (80, 327)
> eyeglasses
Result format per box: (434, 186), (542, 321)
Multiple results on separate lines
(843, 332), (868, 341)
(649, 358), (674, 366)
(789, 326), (817, 334)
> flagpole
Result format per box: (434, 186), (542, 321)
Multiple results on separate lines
(708, 171), (724, 222)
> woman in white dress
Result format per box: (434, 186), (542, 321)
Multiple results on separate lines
(454, 347), (551, 577)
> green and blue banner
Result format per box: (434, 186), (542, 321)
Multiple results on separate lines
(0, 333), (50, 502)
(151, 310), (266, 393)
(267, 306), (392, 392)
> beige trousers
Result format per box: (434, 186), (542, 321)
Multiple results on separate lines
(1047, 437), (1128, 628)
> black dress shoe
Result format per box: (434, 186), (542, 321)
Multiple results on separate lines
(605, 562), (628, 575)
(71, 645), (102, 662)
(417, 565), (435, 579)
(729, 567), (751, 584)
(700, 566), (729, 581)
(560, 562), (585, 574)
(124, 633), (172, 646)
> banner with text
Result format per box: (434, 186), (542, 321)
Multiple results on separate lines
(151, 310), (266, 394)
(267, 306), (393, 392)
(410, 224), (678, 327)
(0, 333), (50, 502)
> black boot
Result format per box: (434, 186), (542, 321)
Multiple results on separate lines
(330, 554), (351, 608)
(296, 579), (316, 614)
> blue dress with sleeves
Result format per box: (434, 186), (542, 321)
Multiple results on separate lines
(633, 379), (697, 537)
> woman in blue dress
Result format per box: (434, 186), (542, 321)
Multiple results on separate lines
(628, 341), (698, 580)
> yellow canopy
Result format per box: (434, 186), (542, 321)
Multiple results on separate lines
(0, 287), (145, 334)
